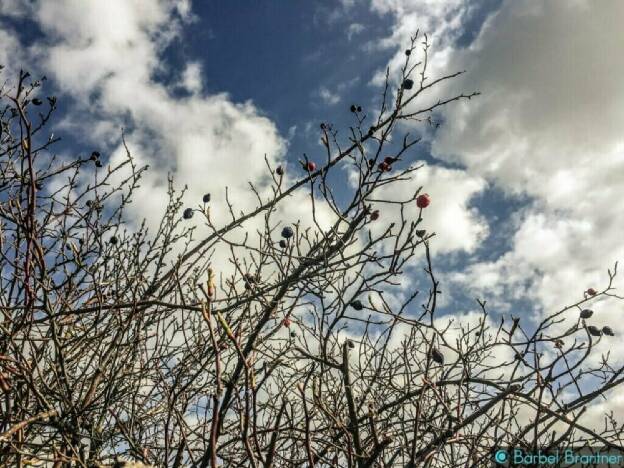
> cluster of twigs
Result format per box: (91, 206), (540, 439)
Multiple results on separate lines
(0, 35), (623, 467)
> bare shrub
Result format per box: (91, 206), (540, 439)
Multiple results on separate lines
(0, 35), (623, 467)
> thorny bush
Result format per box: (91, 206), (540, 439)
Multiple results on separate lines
(0, 34), (623, 467)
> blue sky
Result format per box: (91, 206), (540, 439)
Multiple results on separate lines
(1, 0), (623, 331)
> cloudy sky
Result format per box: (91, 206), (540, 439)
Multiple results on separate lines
(1, 0), (623, 331)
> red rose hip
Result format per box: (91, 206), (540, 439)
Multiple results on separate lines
(378, 161), (391, 172)
(416, 193), (431, 208)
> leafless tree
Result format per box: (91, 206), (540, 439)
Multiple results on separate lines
(1, 34), (623, 468)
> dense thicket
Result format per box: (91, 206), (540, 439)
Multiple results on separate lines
(1, 36), (623, 467)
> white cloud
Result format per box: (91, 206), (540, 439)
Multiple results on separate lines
(358, 162), (488, 255)
(0, 29), (19, 72)
(370, 0), (624, 311)
(180, 61), (203, 94)
(424, 1), (624, 313)
(0, 0), (28, 16)
(367, 0), (467, 82)
(347, 23), (365, 41)
(0, 3), (290, 215)
(0, 0), (345, 289)
(318, 86), (341, 105)
(370, 0), (624, 427)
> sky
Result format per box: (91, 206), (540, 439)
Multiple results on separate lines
(1, 0), (623, 340)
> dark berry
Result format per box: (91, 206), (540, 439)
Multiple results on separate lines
(415, 229), (427, 238)
(370, 210), (380, 221)
(350, 300), (363, 311)
(183, 208), (194, 220)
(276, 165), (284, 176)
(602, 326), (615, 336)
(203, 193), (211, 203)
(431, 348), (444, 365)
(281, 226), (294, 239)
(109, 236), (118, 245)
(32, 98), (43, 106)
(402, 79), (414, 90)
(279, 239), (287, 248)
(90, 151), (100, 161)
(587, 325), (602, 337)
(94, 160), (102, 168)
(347, 340), (355, 349)
(405, 49), (411, 56)
(580, 309), (593, 319)
(357, 106), (362, 112)
(350, 104), (357, 113)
